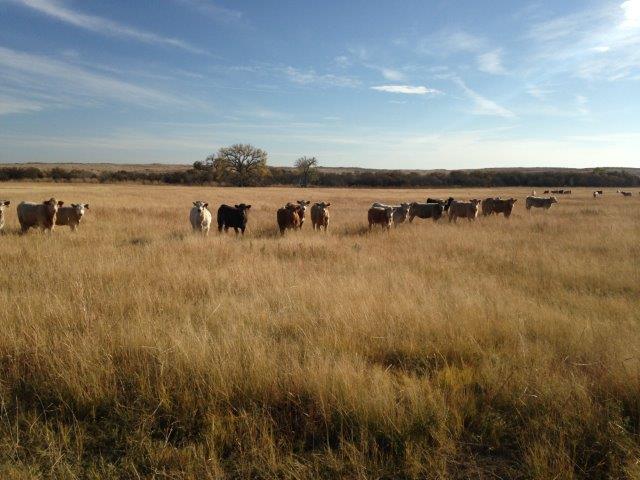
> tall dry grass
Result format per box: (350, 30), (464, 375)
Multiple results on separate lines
(0, 183), (638, 479)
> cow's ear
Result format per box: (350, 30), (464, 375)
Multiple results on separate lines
(305, 201), (310, 205)
(58, 201), (64, 206)
(193, 202), (198, 206)
(84, 204), (89, 209)
(325, 202), (331, 207)
(234, 204), (240, 209)
(246, 205), (251, 209)
(204, 203), (208, 208)
(71, 204), (78, 208)
(3, 201), (9, 206)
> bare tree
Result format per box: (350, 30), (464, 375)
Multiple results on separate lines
(295, 156), (318, 187)
(210, 144), (269, 186)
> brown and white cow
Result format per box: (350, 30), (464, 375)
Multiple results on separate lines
(286, 200), (310, 228)
(277, 203), (303, 235)
(481, 197), (517, 218)
(448, 200), (481, 222)
(368, 206), (393, 230)
(526, 196), (558, 210)
(311, 202), (331, 231)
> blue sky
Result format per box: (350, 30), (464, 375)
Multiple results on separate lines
(0, 0), (639, 169)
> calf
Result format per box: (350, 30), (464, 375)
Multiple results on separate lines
(217, 204), (251, 235)
(372, 202), (411, 226)
(426, 197), (454, 211)
(56, 203), (89, 231)
(481, 197), (517, 218)
(190, 201), (212, 235)
(311, 202), (331, 231)
(408, 202), (444, 222)
(286, 200), (310, 228)
(17, 198), (63, 233)
(368, 206), (393, 230)
(448, 200), (481, 222)
(0, 200), (10, 232)
(526, 196), (558, 210)
(277, 203), (303, 235)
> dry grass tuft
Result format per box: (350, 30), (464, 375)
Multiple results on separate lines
(0, 183), (638, 478)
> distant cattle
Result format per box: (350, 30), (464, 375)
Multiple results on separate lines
(481, 197), (517, 218)
(277, 203), (303, 235)
(543, 190), (550, 194)
(563, 190), (572, 194)
(618, 190), (632, 197)
(17, 198), (64, 233)
(448, 199), (481, 222)
(0, 200), (10, 232)
(592, 191), (600, 198)
(372, 202), (411, 226)
(311, 202), (331, 231)
(526, 196), (558, 210)
(190, 201), (211, 235)
(596, 190), (603, 195)
(408, 202), (444, 222)
(56, 203), (89, 232)
(286, 200), (310, 228)
(531, 190), (536, 196)
(426, 197), (454, 211)
(368, 206), (393, 230)
(217, 204), (251, 235)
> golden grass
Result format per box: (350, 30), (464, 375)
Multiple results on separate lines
(0, 183), (639, 479)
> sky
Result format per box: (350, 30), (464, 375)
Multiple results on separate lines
(0, 0), (639, 169)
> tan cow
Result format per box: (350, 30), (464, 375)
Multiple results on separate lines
(448, 200), (481, 222)
(56, 203), (89, 231)
(0, 200), (10, 232)
(311, 202), (331, 231)
(368, 206), (393, 230)
(286, 200), (310, 228)
(17, 198), (63, 233)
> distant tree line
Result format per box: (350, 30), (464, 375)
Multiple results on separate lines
(1, 143), (639, 188)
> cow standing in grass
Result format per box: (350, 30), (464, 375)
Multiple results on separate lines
(0, 200), (10, 233)
(190, 201), (211, 235)
(372, 202), (411, 226)
(481, 198), (517, 218)
(17, 198), (63, 233)
(56, 203), (90, 232)
(286, 200), (310, 228)
(618, 190), (632, 197)
(311, 202), (331, 231)
(526, 196), (558, 210)
(409, 202), (444, 222)
(448, 200), (481, 222)
(217, 204), (251, 235)
(277, 203), (303, 235)
(426, 197), (454, 211)
(368, 206), (393, 231)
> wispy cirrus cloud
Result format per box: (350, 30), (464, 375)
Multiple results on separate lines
(7, 0), (207, 54)
(0, 46), (183, 111)
(283, 66), (360, 88)
(477, 49), (507, 74)
(0, 96), (43, 115)
(452, 77), (514, 118)
(418, 29), (487, 56)
(172, 0), (243, 22)
(371, 85), (441, 95)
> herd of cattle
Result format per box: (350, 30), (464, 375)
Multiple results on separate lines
(0, 189), (635, 236)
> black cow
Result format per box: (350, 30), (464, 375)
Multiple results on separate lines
(426, 197), (454, 211)
(217, 204), (251, 235)
(409, 202), (444, 222)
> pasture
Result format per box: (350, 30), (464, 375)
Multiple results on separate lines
(0, 183), (639, 479)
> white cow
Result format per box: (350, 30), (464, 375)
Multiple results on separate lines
(190, 201), (212, 235)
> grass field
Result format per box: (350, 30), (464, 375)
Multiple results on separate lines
(0, 183), (639, 479)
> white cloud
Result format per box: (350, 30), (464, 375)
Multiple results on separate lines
(334, 55), (351, 68)
(371, 85), (441, 95)
(380, 68), (405, 81)
(621, 0), (640, 28)
(477, 49), (506, 74)
(172, 0), (242, 22)
(526, 84), (554, 100)
(0, 46), (182, 111)
(284, 67), (360, 87)
(453, 77), (514, 118)
(8, 0), (206, 54)
(418, 29), (486, 56)
(0, 97), (43, 115)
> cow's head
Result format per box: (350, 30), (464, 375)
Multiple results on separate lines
(193, 201), (208, 213)
(70, 203), (89, 219)
(444, 197), (455, 210)
(470, 199), (482, 206)
(0, 200), (9, 220)
(315, 202), (330, 209)
(43, 198), (63, 216)
(235, 203), (251, 214)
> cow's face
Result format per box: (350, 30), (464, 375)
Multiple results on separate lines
(0, 200), (9, 213)
(71, 203), (87, 218)
(43, 198), (62, 216)
(235, 204), (251, 217)
(471, 199), (482, 206)
(193, 201), (208, 213)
